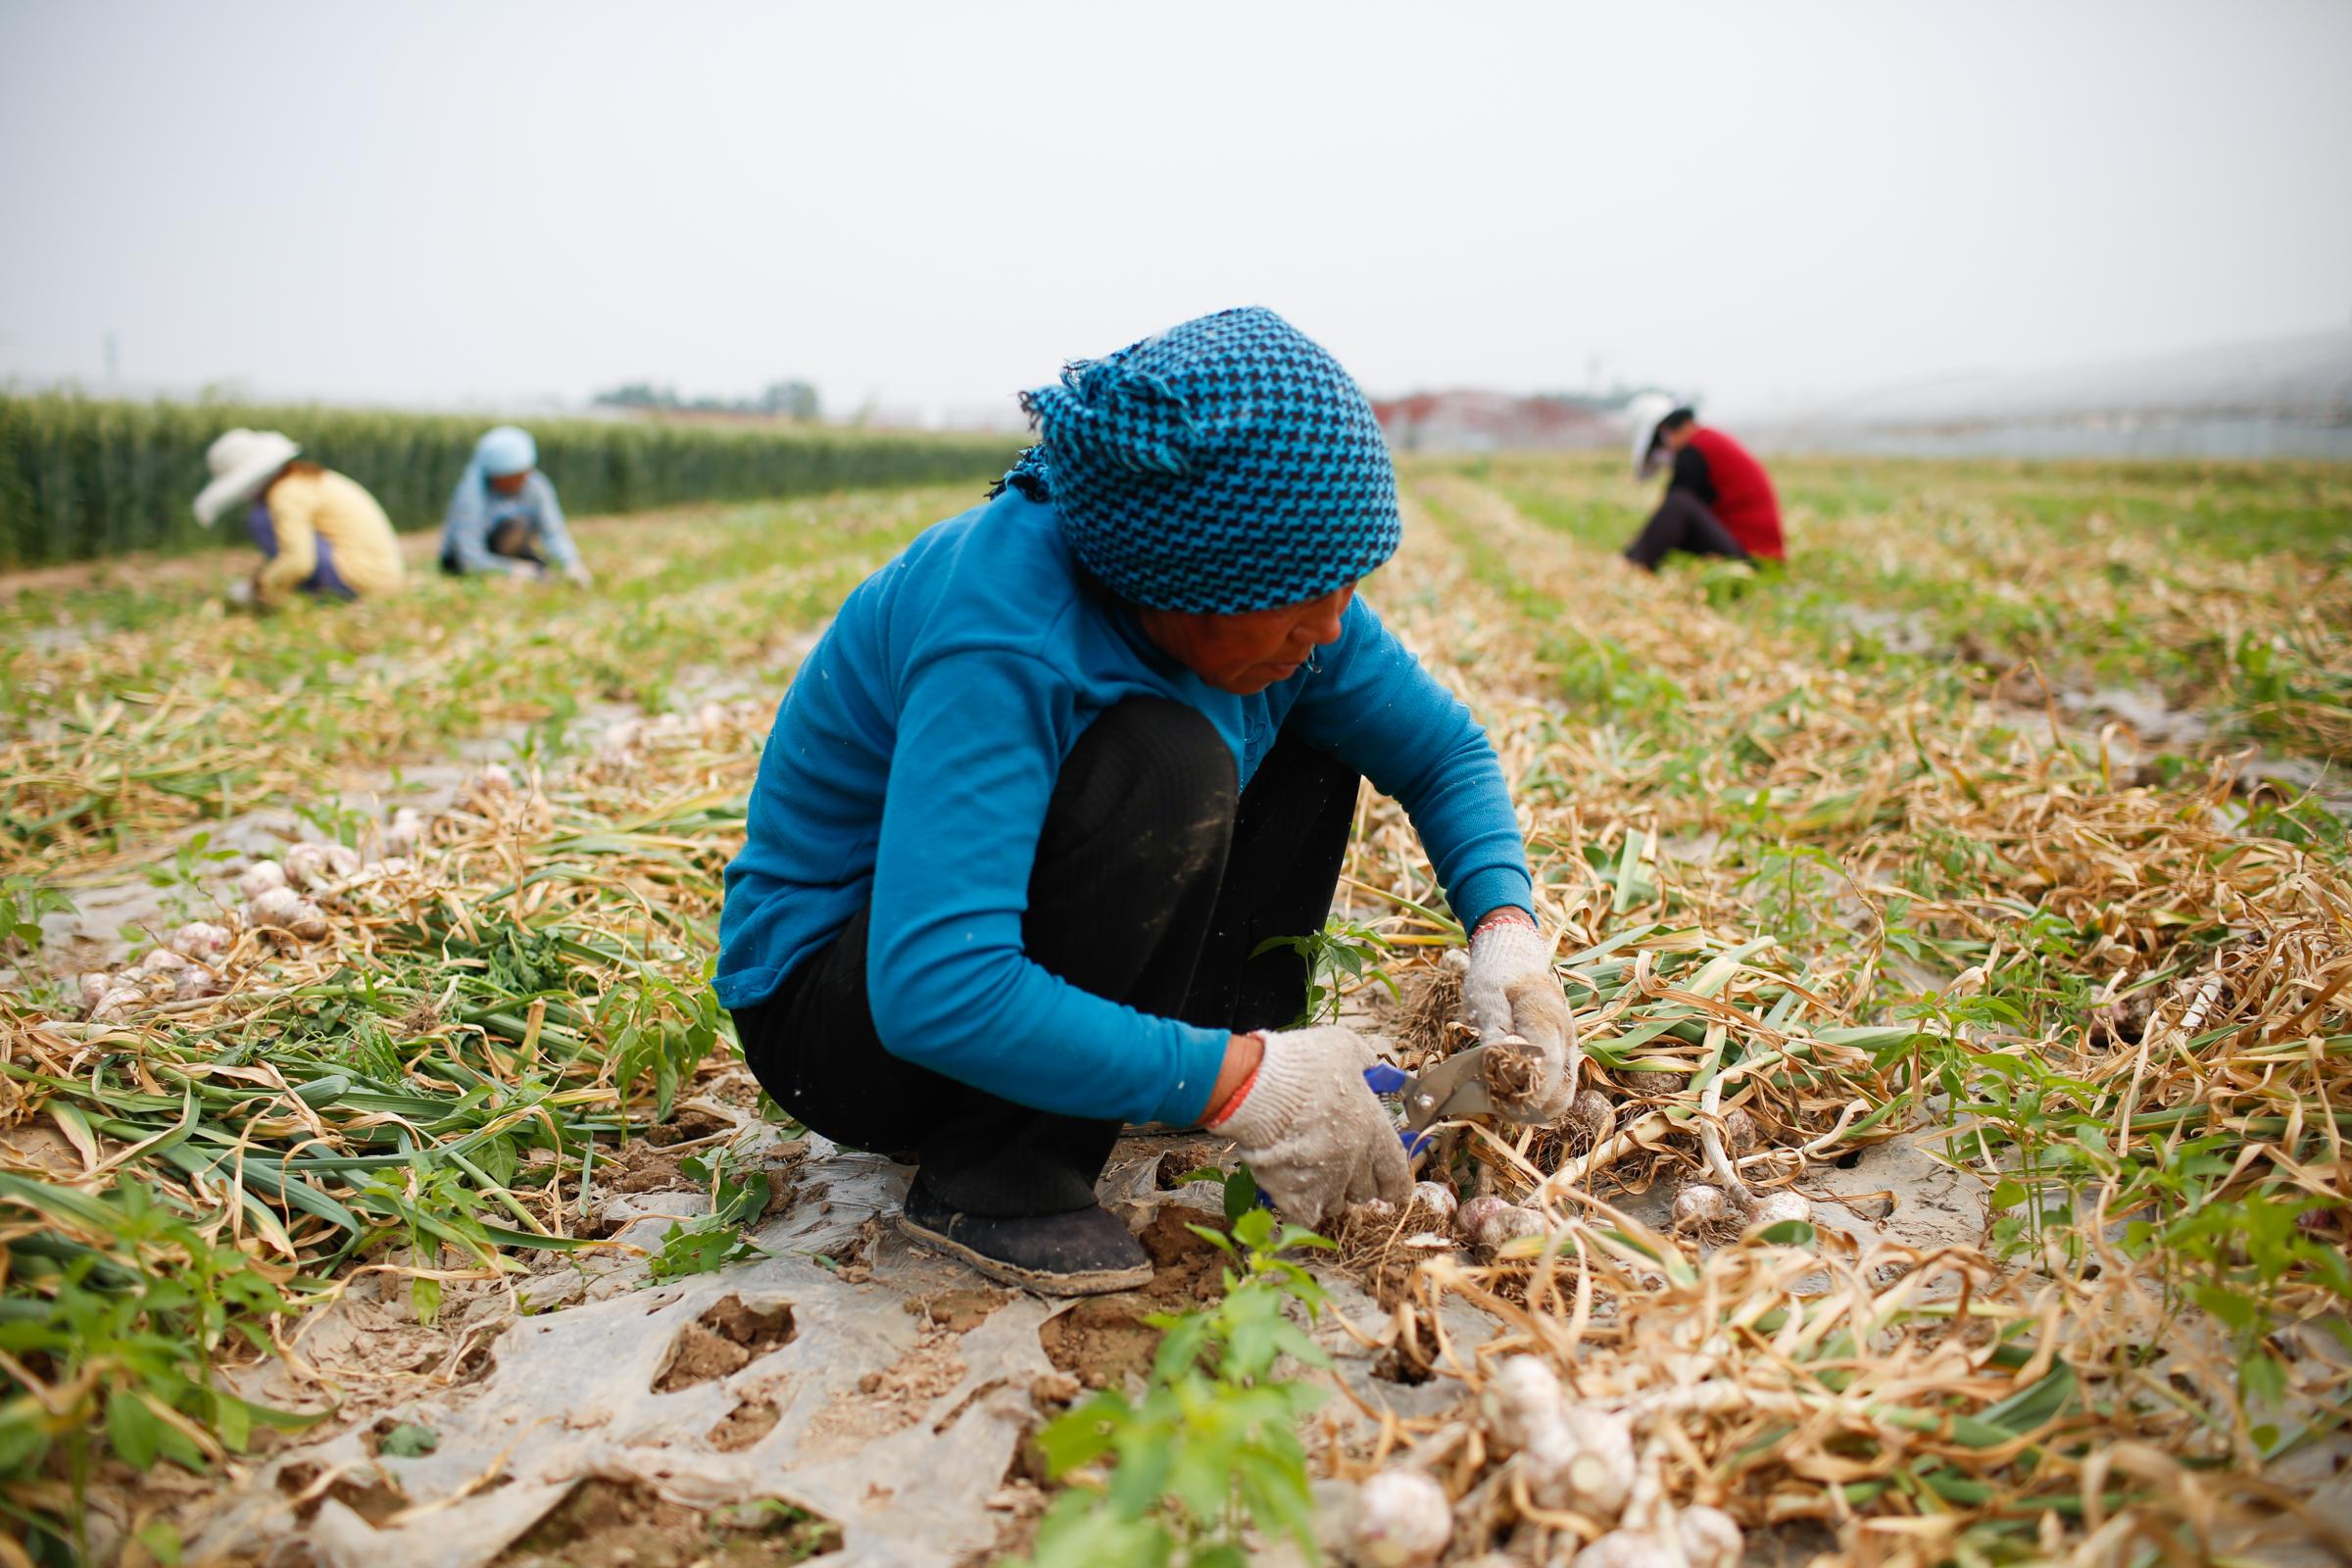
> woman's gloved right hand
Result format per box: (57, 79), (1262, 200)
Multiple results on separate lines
(1206, 1024), (1412, 1228)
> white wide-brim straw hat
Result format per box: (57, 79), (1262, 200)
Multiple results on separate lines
(1625, 392), (1676, 481)
(193, 428), (301, 525)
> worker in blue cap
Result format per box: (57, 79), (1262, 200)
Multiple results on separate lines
(437, 425), (591, 583)
(715, 308), (1580, 1295)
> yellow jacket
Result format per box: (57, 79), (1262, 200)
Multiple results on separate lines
(255, 469), (405, 606)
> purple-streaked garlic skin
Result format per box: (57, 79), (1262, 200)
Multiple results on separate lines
(171, 921), (232, 960)
(238, 859), (289, 901)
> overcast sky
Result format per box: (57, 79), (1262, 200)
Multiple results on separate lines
(3, 1), (2348, 421)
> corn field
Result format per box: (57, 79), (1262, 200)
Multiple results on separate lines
(0, 395), (1016, 567)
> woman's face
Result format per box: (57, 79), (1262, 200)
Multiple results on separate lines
(489, 470), (531, 496)
(1137, 584), (1356, 696)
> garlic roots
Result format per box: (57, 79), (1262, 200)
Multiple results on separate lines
(1409, 1180), (1459, 1227)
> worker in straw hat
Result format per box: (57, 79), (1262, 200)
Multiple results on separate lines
(1621, 394), (1786, 570)
(717, 307), (1579, 1295)
(437, 425), (591, 584)
(192, 429), (405, 608)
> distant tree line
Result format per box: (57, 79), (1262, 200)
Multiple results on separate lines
(592, 379), (822, 420)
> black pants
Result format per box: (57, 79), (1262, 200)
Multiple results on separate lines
(1624, 490), (1750, 570)
(729, 698), (1359, 1216)
(439, 519), (545, 574)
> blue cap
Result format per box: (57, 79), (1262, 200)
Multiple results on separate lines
(475, 425), (537, 477)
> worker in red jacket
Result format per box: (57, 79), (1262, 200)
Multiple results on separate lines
(1623, 398), (1786, 569)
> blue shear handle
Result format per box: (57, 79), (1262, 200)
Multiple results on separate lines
(1363, 1064), (1434, 1160)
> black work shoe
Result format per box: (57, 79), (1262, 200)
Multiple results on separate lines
(898, 1178), (1153, 1297)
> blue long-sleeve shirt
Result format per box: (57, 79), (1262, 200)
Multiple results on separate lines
(438, 469), (580, 573)
(714, 490), (1535, 1127)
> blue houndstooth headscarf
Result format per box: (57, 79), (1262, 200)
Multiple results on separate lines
(996, 307), (1400, 614)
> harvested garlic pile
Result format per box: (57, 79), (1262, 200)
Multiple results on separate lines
(1481, 1354), (1635, 1519)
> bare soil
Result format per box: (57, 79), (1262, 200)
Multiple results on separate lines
(796, 1317), (971, 1460)
(496, 1480), (840, 1568)
(651, 1294), (797, 1394)
(1038, 1207), (1228, 1389)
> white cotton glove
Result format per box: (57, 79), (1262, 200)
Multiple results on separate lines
(1209, 1025), (1412, 1229)
(1462, 916), (1581, 1124)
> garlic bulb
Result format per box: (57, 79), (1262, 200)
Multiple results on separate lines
(172, 966), (220, 1002)
(384, 808), (427, 857)
(1350, 1470), (1451, 1568)
(1566, 1088), (1616, 1149)
(1520, 1406), (1636, 1518)
(1478, 1354), (1565, 1453)
(238, 859), (288, 901)
(1747, 1191), (1813, 1229)
(1676, 1504), (1743, 1568)
(78, 971), (115, 1005)
(1671, 1183), (1734, 1231)
(134, 948), (188, 976)
(1720, 1104), (1760, 1155)
(170, 921), (232, 960)
(1457, 1195), (1544, 1249)
(1408, 1180), (1459, 1227)
(283, 842), (360, 890)
(247, 888), (328, 940)
(1570, 1530), (1677, 1568)
(88, 985), (145, 1022)
(460, 763), (515, 808)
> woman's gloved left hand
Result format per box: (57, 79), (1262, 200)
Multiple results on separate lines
(1461, 911), (1580, 1124)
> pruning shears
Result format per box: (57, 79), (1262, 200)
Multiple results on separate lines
(1365, 1044), (1497, 1161)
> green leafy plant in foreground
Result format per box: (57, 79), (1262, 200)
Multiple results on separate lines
(646, 1142), (772, 1282)
(1008, 1193), (1334, 1568)
(0, 874), (74, 953)
(0, 1175), (317, 1565)
(1253, 916), (1397, 1027)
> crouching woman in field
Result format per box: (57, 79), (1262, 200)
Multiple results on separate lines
(437, 425), (591, 585)
(715, 307), (1580, 1296)
(193, 428), (405, 609)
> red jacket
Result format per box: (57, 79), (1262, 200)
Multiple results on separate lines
(1684, 427), (1784, 561)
